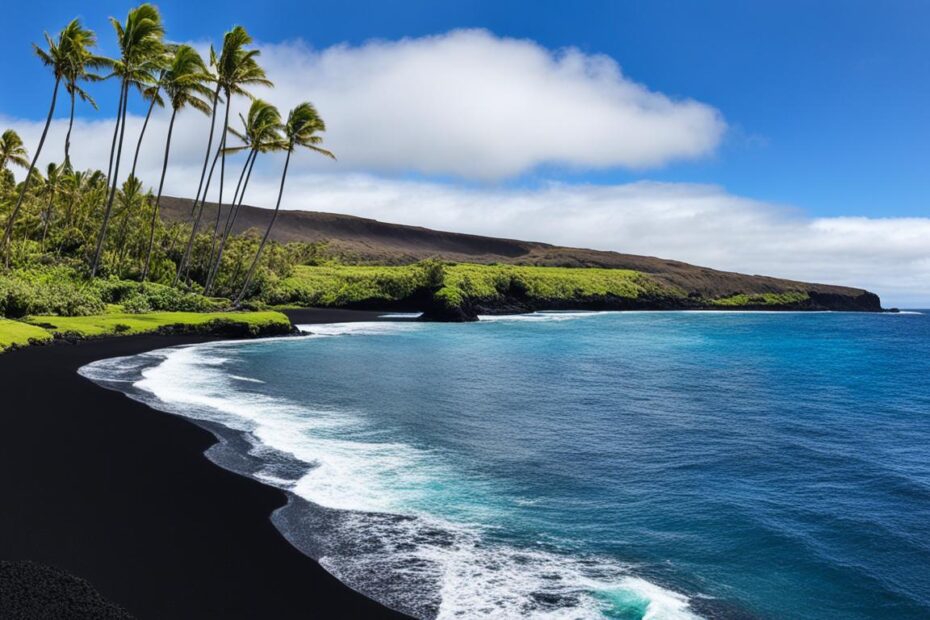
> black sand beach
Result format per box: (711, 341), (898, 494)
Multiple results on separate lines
(0, 309), (408, 618)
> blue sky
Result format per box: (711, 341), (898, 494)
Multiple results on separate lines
(4, 1), (929, 217)
(1, 2), (928, 304)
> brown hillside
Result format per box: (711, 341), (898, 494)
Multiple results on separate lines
(160, 196), (872, 301)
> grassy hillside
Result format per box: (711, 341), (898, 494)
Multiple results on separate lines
(266, 263), (683, 308)
(266, 263), (840, 319)
(25, 311), (292, 338)
(0, 310), (291, 353)
(0, 318), (54, 351)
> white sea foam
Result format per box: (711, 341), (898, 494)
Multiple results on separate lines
(80, 330), (701, 620)
(478, 311), (610, 323)
(297, 321), (424, 338)
(229, 374), (265, 383)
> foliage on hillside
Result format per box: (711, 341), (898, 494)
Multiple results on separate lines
(262, 262), (440, 307)
(265, 262), (685, 309)
(433, 264), (683, 308)
(710, 291), (809, 307)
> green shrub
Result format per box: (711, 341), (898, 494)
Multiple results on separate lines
(0, 267), (221, 318)
(0, 267), (105, 317)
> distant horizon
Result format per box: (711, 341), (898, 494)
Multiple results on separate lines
(2, 1), (928, 306)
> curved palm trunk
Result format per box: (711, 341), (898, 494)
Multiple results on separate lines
(130, 84), (161, 179)
(104, 83), (127, 194)
(179, 146), (221, 285)
(3, 76), (61, 268)
(64, 87), (76, 168)
(111, 85), (163, 273)
(205, 147), (254, 293)
(205, 100), (231, 290)
(174, 85), (221, 285)
(142, 107), (178, 282)
(235, 146), (292, 306)
(91, 80), (130, 276)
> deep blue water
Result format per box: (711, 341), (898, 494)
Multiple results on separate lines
(81, 311), (930, 619)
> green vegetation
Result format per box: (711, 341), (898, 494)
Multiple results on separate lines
(267, 263), (820, 314)
(435, 264), (682, 308)
(23, 310), (290, 339)
(711, 291), (809, 307)
(0, 265), (227, 317)
(266, 262), (685, 309)
(265, 263), (439, 307)
(0, 318), (53, 351)
(1, 6), (332, 316)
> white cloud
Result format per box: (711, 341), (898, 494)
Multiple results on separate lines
(243, 30), (726, 179)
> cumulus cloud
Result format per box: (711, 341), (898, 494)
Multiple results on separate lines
(244, 30), (726, 179)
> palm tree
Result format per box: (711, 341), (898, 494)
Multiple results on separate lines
(176, 25), (271, 286)
(234, 102), (333, 305)
(90, 3), (165, 277)
(141, 45), (213, 281)
(204, 99), (281, 293)
(0, 130), (29, 172)
(62, 28), (107, 168)
(2, 19), (96, 267)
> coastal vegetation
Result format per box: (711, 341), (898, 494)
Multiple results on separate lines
(0, 6), (331, 313)
(710, 291), (809, 307)
(0, 309), (289, 351)
(23, 310), (291, 338)
(264, 262), (821, 318)
(0, 317), (53, 351)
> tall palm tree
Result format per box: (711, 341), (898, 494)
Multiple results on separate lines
(2, 19), (95, 267)
(204, 99), (281, 293)
(62, 27), (107, 168)
(90, 3), (165, 277)
(235, 102), (333, 305)
(0, 130), (29, 172)
(142, 45), (213, 281)
(176, 25), (271, 286)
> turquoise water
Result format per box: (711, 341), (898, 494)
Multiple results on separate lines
(81, 311), (930, 618)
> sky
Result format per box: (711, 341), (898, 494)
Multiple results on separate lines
(1, 1), (928, 306)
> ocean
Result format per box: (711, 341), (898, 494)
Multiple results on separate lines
(80, 310), (930, 619)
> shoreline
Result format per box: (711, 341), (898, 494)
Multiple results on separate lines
(0, 309), (409, 619)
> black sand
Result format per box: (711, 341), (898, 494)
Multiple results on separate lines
(0, 309), (408, 618)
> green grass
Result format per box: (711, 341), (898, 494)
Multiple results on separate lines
(23, 310), (291, 338)
(269, 263), (684, 309)
(711, 291), (809, 307)
(436, 264), (681, 307)
(0, 318), (54, 351)
(266, 264), (430, 307)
